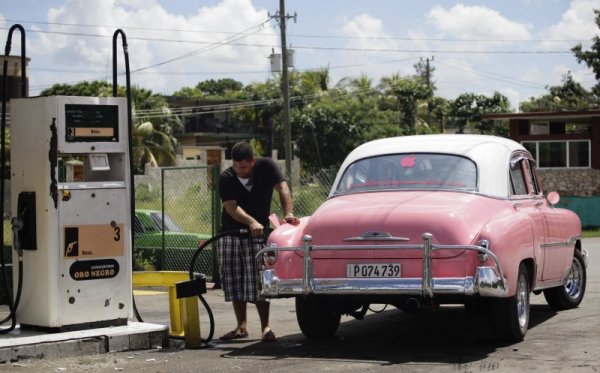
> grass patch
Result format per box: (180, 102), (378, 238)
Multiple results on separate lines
(582, 229), (600, 238)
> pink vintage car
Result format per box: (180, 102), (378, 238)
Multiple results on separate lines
(258, 134), (588, 342)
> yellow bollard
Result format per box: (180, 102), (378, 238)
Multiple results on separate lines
(180, 296), (202, 348)
(132, 271), (202, 343)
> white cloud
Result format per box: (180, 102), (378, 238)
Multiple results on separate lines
(24, 0), (278, 94)
(498, 87), (521, 110)
(5, 0), (593, 104)
(427, 4), (532, 41)
(339, 13), (398, 51)
(329, 13), (411, 85)
(539, 0), (598, 50)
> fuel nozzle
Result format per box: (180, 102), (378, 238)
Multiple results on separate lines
(11, 216), (24, 255)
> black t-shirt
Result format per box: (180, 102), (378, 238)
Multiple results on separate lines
(219, 157), (284, 231)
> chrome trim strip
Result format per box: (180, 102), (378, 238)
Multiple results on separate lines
(344, 236), (411, 241)
(344, 231), (410, 241)
(532, 248), (588, 292)
(541, 235), (580, 248)
(541, 242), (569, 248)
(532, 279), (566, 292)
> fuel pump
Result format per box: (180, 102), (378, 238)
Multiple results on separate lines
(10, 96), (133, 331)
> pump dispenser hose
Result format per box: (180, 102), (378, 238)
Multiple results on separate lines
(188, 229), (250, 344)
(0, 24), (26, 334)
(111, 29), (144, 322)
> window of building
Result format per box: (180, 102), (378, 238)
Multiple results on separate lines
(522, 140), (590, 168)
(522, 121), (591, 135)
(529, 122), (549, 135)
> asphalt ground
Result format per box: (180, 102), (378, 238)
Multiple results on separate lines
(1, 238), (599, 372)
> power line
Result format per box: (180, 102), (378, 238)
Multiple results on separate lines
(0, 26), (575, 54)
(3, 20), (576, 94)
(436, 58), (545, 90)
(287, 33), (591, 43)
(25, 19), (274, 91)
(4, 18), (270, 35)
(28, 57), (424, 92)
(4, 19), (590, 43)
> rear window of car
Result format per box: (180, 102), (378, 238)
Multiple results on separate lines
(334, 153), (478, 194)
(149, 212), (183, 233)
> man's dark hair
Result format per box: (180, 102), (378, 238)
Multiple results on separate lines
(231, 141), (255, 161)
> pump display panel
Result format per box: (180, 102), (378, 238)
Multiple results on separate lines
(65, 104), (119, 142)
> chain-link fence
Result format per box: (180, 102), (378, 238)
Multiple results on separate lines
(270, 167), (338, 218)
(133, 166), (219, 280)
(133, 165), (337, 281)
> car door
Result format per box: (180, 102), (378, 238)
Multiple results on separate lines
(522, 158), (572, 281)
(509, 155), (545, 273)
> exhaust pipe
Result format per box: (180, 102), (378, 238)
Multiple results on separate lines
(402, 298), (421, 314)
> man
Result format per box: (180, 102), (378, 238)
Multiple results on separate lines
(218, 141), (299, 342)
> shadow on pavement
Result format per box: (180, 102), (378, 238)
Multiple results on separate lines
(211, 303), (559, 367)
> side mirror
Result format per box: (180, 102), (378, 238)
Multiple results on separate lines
(547, 191), (560, 206)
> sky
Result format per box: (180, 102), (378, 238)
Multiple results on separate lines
(0, 0), (598, 110)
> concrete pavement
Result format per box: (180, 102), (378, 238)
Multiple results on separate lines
(0, 237), (598, 372)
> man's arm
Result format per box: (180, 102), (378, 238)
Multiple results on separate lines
(274, 181), (299, 225)
(222, 200), (264, 236)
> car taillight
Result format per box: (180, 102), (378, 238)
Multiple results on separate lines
(265, 252), (277, 265)
(477, 239), (489, 263)
(265, 243), (277, 265)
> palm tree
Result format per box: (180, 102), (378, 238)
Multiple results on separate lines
(297, 68), (330, 94)
(132, 121), (177, 173)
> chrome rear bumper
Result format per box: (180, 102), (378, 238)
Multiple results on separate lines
(257, 233), (508, 298)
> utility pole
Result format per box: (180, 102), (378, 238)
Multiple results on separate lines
(421, 56), (434, 130)
(272, 0), (296, 186)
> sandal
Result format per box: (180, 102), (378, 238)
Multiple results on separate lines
(261, 329), (276, 342)
(219, 330), (249, 340)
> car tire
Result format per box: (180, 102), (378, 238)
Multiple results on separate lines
(491, 263), (530, 342)
(543, 250), (586, 310)
(295, 296), (341, 339)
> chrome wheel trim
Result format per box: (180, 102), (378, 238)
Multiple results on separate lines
(564, 257), (584, 300)
(516, 272), (529, 328)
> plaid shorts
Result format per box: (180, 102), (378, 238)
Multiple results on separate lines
(218, 235), (266, 303)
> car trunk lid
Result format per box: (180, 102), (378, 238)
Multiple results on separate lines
(302, 191), (494, 259)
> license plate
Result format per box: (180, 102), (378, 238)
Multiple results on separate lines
(347, 263), (401, 278)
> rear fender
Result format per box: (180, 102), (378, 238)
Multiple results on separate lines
(479, 216), (535, 297)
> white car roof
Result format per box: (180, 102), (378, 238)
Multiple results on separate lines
(332, 134), (528, 198)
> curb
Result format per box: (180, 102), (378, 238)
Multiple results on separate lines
(0, 322), (169, 363)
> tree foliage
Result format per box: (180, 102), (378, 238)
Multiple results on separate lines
(292, 68), (330, 95)
(132, 121), (176, 172)
(449, 92), (510, 135)
(196, 78), (243, 96)
(174, 78), (244, 98)
(41, 80), (113, 97)
(572, 9), (600, 97)
(521, 72), (595, 112)
(413, 58), (436, 93)
(291, 92), (370, 170)
(378, 74), (433, 135)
